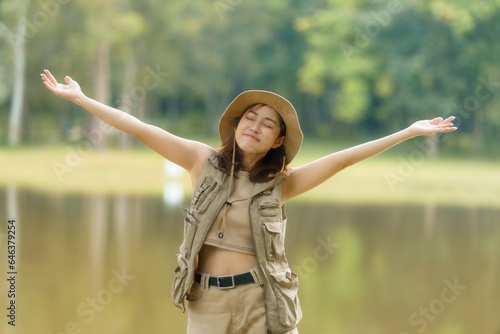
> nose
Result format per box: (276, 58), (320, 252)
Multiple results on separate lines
(249, 123), (261, 134)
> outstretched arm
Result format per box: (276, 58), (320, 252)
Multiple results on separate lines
(41, 70), (214, 183)
(281, 117), (457, 203)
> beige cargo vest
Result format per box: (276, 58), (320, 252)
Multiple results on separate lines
(171, 153), (302, 333)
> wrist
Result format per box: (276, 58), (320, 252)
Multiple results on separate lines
(72, 91), (88, 106)
(403, 126), (418, 139)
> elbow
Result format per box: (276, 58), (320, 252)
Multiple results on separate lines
(338, 157), (353, 171)
(131, 122), (148, 140)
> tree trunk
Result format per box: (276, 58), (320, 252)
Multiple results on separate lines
(7, 2), (29, 146)
(91, 40), (111, 150)
(472, 109), (482, 156)
(305, 94), (319, 135)
(118, 52), (137, 150)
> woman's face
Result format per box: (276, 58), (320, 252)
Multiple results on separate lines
(235, 105), (285, 158)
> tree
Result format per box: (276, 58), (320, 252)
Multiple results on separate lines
(0, 0), (31, 146)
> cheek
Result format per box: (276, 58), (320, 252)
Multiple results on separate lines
(235, 124), (246, 138)
(266, 129), (281, 141)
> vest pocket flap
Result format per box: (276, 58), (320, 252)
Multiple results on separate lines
(259, 198), (281, 217)
(191, 176), (222, 214)
(185, 210), (199, 226)
(270, 269), (302, 328)
(263, 221), (283, 234)
(262, 222), (285, 261)
(270, 269), (297, 288)
(182, 212), (199, 260)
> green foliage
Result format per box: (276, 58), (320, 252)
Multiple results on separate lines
(1, 0), (499, 155)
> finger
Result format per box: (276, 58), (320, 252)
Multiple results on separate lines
(41, 74), (55, 89)
(442, 127), (457, 133)
(41, 73), (51, 84)
(44, 69), (58, 85)
(439, 121), (454, 128)
(431, 117), (443, 124)
(440, 116), (455, 124)
(43, 81), (57, 93)
(65, 76), (73, 84)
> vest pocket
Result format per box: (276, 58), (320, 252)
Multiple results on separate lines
(262, 221), (285, 261)
(182, 211), (199, 261)
(171, 254), (189, 310)
(259, 198), (281, 218)
(191, 176), (221, 214)
(270, 270), (302, 328)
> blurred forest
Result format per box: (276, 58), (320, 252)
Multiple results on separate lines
(1, 0), (499, 155)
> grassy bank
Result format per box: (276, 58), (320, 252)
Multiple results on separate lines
(1, 141), (499, 208)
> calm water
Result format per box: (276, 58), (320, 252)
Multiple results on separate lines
(1, 186), (499, 334)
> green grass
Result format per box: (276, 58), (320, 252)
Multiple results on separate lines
(1, 140), (499, 208)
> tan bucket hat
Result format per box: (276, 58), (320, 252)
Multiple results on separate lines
(218, 90), (303, 165)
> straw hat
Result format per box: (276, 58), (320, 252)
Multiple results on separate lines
(218, 90), (303, 165)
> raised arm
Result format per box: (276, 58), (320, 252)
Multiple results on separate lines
(281, 117), (457, 203)
(41, 70), (214, 184)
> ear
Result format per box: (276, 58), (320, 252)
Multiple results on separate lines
(272, 136), (285, 149)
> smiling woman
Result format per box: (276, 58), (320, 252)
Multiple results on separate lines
(41, 69), (456, 334)
(236, 105), (285, 162)
(217, 103), (288, 183)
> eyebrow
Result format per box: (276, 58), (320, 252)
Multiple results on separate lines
(248, 110), (278, 125)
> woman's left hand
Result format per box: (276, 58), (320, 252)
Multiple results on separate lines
(408, 116), (457, 137)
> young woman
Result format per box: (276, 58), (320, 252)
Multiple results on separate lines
(41, 69), (457, 334)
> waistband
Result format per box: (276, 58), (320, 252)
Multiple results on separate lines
(194, 266), (263, 290)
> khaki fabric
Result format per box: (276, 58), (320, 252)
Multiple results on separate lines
(172, 153), (302, 333)
(204, 171), (256, 255)
(187, 268), (299, 334)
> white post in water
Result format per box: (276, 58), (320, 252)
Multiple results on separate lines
(163, 160), (185, 206)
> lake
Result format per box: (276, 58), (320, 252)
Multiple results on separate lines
(1, 186), (499, 334)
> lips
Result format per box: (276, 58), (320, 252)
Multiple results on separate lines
(244, 134), (259, 141)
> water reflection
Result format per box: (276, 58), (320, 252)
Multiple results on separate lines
(88, 194), (108, 293)
(1, 188), (499, 334)
(7, 185), (18, 221)
(163, 160), (185, 206)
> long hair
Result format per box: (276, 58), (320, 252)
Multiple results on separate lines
(216, 104), (287, 183)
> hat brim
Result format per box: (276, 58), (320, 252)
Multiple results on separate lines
(219, 90), (303, 165)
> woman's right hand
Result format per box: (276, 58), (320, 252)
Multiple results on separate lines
(41, 69), (84, 103)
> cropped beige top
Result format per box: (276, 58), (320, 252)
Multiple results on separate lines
(204, 171), (256, 255)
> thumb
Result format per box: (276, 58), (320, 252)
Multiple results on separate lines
(65, 76), (74, 84)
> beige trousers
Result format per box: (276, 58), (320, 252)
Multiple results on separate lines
(187, 267), (299, 334)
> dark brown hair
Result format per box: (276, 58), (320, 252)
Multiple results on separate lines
(216, 104), (287, 183)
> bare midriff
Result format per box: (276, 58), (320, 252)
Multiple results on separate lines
(197, 244), (258, 276)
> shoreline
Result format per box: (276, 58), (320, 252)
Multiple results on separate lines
(1, 146), (498, 208)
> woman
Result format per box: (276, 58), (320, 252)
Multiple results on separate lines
(41, 69), (457, 334)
